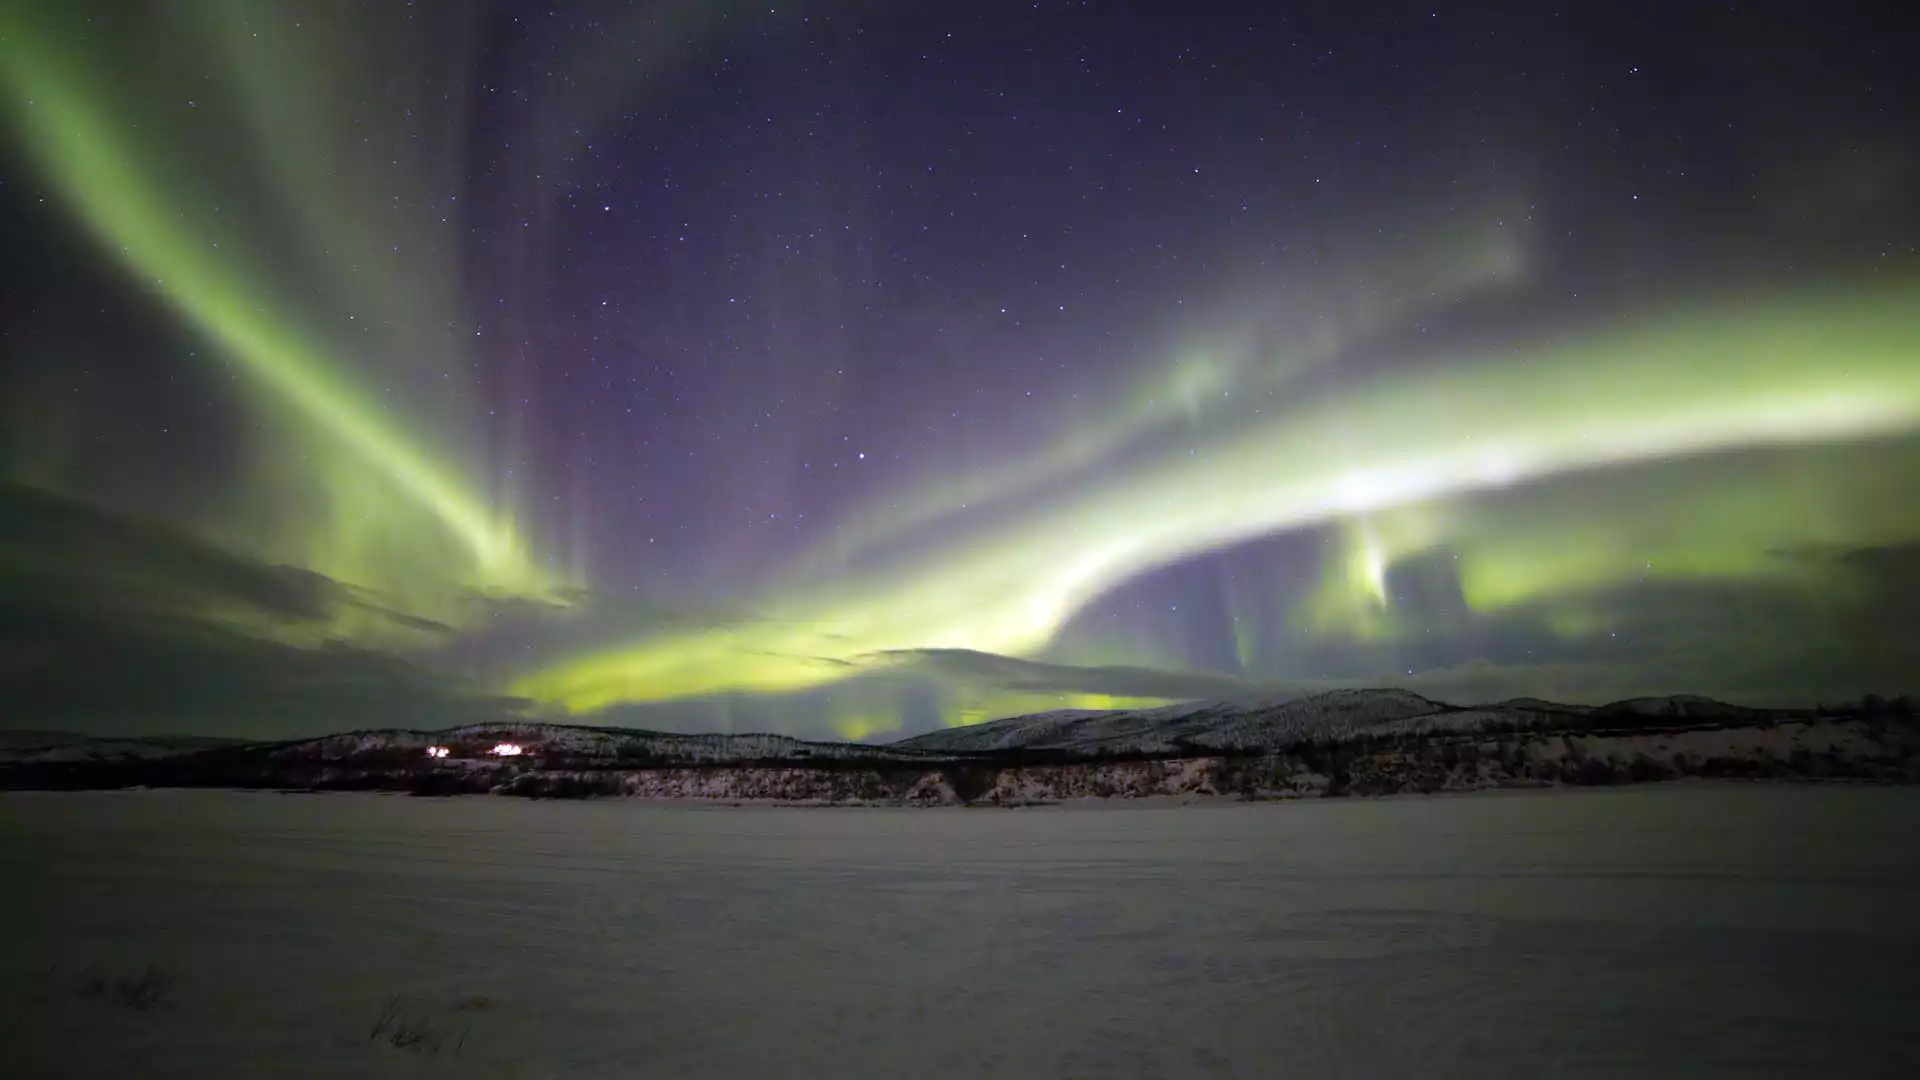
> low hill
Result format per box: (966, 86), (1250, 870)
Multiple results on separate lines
(894, 688), (1463, 755)
(3, 689), (1887, 800)
(892, 688), (1800, 756)
(269, 722), (934, 767)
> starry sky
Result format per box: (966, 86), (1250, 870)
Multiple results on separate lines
(2, 0), (1917, 740)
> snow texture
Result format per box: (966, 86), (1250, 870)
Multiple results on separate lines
(3, 786), (1919, 1079)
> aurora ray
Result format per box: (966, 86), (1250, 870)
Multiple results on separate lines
(515, 287), (1920, 712)
(1, 0), (1915, 740)
(0, 4), (551, 617)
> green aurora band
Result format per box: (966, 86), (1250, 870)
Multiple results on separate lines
(516, 288), (1920, 714)
(1, 5), (562, 638)
(4, 5), (1917, 733)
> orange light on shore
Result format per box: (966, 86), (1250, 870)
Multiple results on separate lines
(425, 746), (450, 759)
(490, 742), (525, 757)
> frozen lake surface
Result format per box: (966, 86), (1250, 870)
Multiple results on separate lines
(3, 785), (1919, 1079)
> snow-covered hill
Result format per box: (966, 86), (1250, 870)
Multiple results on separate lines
(892, 689), (1802, 756)
(897, 689), (1484, 755)
(1590, 694), (1768, 721)
(0, 690), (1827, 789)
(268, 722), (937, 766)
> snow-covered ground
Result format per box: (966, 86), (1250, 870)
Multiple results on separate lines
(3, 787), (1918, 1078)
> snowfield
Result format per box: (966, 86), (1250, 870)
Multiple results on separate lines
(3, 786), (1918, 1078)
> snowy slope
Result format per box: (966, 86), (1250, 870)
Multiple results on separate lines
(0, 691), (1810, 782)
(890, 688), (1804, 756)
(269, 722), (940, 766)
(894, 688), (1484, 755)
(1588, 695), (1769, 722)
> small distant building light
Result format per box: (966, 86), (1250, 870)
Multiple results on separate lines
(490, 742), (525, 757)
(425, 746), (450, 759)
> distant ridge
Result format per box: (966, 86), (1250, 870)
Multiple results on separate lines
(0, 730), (248, 762)
(1491, 697), (1591, 714)
(2, 689), (1911, 801)
(892, 688), (1804, 756)
(0, 688), (1852, 771)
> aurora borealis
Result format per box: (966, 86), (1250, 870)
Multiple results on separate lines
(2, 2), (1915, 739)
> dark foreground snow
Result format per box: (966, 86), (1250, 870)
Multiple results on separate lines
(3, 786), (1918, 1078)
